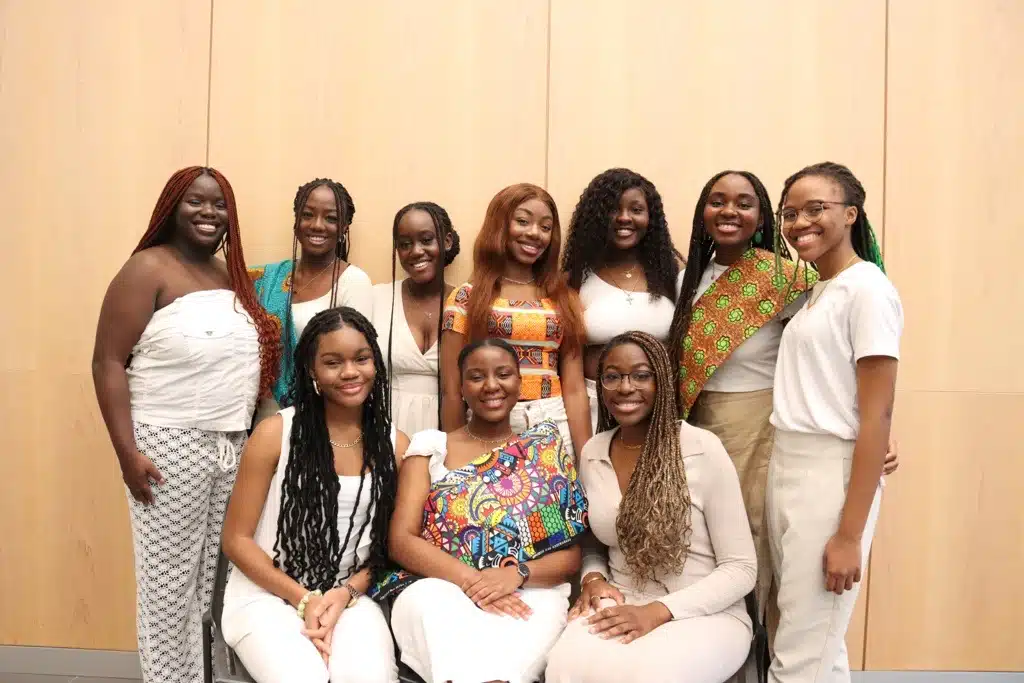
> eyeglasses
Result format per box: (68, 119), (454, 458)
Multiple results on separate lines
(599, 369), (655, 391)
(778, 200), (851, 226)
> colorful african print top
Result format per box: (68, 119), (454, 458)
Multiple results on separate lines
(248, 260), (295, 406)
(677, 249), (818, 418)
(367, 420), (589, 602)
(442, 283), (564, 400)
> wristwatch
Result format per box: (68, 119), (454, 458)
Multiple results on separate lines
(515, 562), (531, 587)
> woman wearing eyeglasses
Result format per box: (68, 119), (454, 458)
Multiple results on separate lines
(667, 170), (898, 649)
(545, 332), (755, 683)
(767, 162), (902, 683)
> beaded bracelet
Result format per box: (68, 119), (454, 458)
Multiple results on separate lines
(297, 589), (322, 620)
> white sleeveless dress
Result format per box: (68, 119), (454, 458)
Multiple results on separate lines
(371, 281), (441, 435)
(220, 407), (398, 682)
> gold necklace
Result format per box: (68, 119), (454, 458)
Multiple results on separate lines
(808, 254), (859, 308)
(293, 259), (337, 294)
(403, 281), (441, 320)
(609, 265), (642, 305)
(329, 433), (363, 449)
(618, 432), (644, 450)
(465, 425), (514, 443)
(501, 275), (535, 285)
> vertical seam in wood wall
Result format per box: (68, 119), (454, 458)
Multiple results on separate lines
(542, 0), (552, 188)
(204, 0), (215, 166)
(861, 0), (890, 670)
(880, 0), (890, 257)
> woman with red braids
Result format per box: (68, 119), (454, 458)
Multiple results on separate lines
(92, 167), (278, 683)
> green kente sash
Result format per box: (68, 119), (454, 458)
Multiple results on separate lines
(677, 249), (818, 418)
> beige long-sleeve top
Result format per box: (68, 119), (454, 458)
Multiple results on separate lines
(580, 421), (756, 626)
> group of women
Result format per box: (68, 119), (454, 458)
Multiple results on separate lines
(92, 161), (903, 683)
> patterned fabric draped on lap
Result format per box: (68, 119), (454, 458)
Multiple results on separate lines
(369, 420), (588, 601)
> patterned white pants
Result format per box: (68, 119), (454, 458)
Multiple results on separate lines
(128, 423), (245, 683)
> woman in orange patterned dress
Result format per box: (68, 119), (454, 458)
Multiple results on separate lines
(439, 183), (592, 457)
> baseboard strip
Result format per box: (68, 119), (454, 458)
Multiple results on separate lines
(854, 673), (1024, 682)
(1, 646), (1020, 681)
(0, 645), (142, 679)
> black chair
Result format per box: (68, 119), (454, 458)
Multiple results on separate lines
(745, 591), (770, 683)
(203, 551), (255, 683)
(378, 597), (427, 683)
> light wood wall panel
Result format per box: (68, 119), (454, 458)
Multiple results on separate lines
(866, 391), (1024, 670)
(867, 0), (1024, 670)
(207, 0), (549, 286)
(884, 0), (1024, 394)
(0, 0), (212, 649)
(546, 0), (886, 253)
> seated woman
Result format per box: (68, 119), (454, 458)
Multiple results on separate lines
(546, 331), (756, 683)
(371, 201), (461, 435)
(220, 308), (404, 683)
(380, 338), (588, 683)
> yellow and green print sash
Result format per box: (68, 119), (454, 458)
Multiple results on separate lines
(677, 249), (818, 418)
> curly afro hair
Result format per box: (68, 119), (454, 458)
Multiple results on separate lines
(561, 168), (681, 301)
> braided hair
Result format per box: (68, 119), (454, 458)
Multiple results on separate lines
(272, 307), (398, 592)
(668, 170), (792, 366)
(387, 202), (461, 427)
(133, 166), (279, 398)
(562, 168), (681, 301)
(279, 177), (356, 406)
(778, 162), (885, 272)
(596, 331), (692, 589)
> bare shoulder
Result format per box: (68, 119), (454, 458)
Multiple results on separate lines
(117, 247), (166, 282)
(244, 414), (285, 466)
(394, 429), (411, 466)
(212, 256), (231, 280)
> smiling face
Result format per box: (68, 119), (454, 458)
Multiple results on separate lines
(703, 173), (760, 249)
(600, 342), (656, 427)
(173, 173), (228, 251)
(310, 324), (376, 409)
(396, 208), (448, 285)
(460, 345), (521, 422)
(505, 197), (554, 267)
(296, 184), (343, 258)
(781, 174), (857, 263)
(608, 186), (650, 251)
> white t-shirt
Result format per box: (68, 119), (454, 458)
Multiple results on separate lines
(291, 264), (373, 338)
(581, 270), (685, 345)
(770, 262), (903, 440)
(693, 261), (807, 393)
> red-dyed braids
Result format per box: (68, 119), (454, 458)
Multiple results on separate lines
(134, 166), (281, 399)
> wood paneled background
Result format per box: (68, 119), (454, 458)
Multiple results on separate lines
(0, 0), (1019, 670)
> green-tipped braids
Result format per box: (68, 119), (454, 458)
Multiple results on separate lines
(777, 161), (886, 273)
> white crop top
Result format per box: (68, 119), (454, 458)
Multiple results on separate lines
(771, 262), (903, 440)
(693, 262), (807, 393)
(581, 270), (685, 345)
(127, 289), (260, 432)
